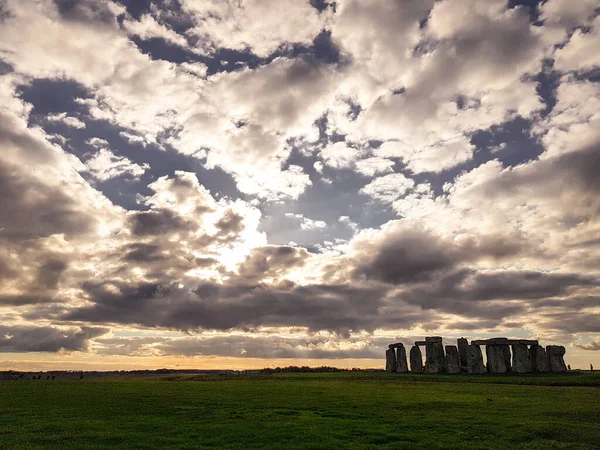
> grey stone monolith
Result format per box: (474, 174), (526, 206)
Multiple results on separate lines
(486, 344), (509, 373)
(511, 343), (532, 373)
(466, 345), (486, 373)
(425, 337), (445, 373)
(457, 337), (469, 369)
(396, 344), (409, 373)
(410, 345), (423, 372)
(530, 345), (549, 373)
(445, 345), (461, 374)
(386, 348), (397, 373)
(503, 345), (512, 373)
(546, 345), (567, 372)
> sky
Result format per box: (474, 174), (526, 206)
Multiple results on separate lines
(1, 0), (599, 371)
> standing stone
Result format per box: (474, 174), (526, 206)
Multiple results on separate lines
(530, 345), (549, 373)
(547, 345), (567, 372)
(396, 344), (409, 373)
(502, 345), (512, 373)
(466, 345), (486, 374)
(457, 337), (469, 370)
(445, 345), (461, 374)
(512, 344), (532, 373)
(486, 345), (509, 373)
(386, 348), (397, 373)
(410, 345), (423, 372)
(425, 337), (446, 374)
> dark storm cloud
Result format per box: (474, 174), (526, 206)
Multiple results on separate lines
(0, 294), (56, 306)
(542, 312), (600, 334)
(551, 144), (600, 193)
(534, 296), (600, 310)
(353, 229), (455, 284)
(352, 226), (527, 285)
(36, 259), (68, 290)
(0, 163), (93, 240)
(0, 325), (108, 352)
(481, 144), (600, 199)
(128, 209), (193, 236)
(401, 269), (596, 309)
(236, 246), (310, 281)
(215, 210), (245, 235)
(443, 319), (504, 331)
(0, 0), (13, 22)
(63, 280), (428, 333)
(122, 243), (165, 263)
(0, 257), (17, 280)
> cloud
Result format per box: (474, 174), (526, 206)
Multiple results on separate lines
(354, 157), (394, 177)
(84, 148), (149, 181)
(180, 0), (330, 57)
(349, 222), (529, 285)
(47, 112), (86, 129)
(319, 141), (364, 170)
(96, 333), (387, 359)
(63, 280), (409, 333)
(285, 213), (328, 231)
(1, 0), (600, 364)
(0, 325), (108, 352)
(360, 173), (415, 204)
(236, 245), (310, 282)
(576, 341), (600, 351)
(553, 16), (600, 73)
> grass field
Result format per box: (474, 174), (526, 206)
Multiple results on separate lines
(1, 372), (599, 449)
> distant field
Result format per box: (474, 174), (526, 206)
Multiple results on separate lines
(1, 372), (599, 449)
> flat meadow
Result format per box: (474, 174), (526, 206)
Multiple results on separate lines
(1, 371), (599, 449)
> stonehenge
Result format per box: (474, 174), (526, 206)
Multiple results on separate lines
(547, 346), (567, 373)
(457, 337), (469, 369)
(386, 337), (568, 374)
(423, 337), (446, 374)
(385, 347), (397, 373)
(395, 344), (409, 373)
(486, 342), (511, 374)
(444, 345), (461, 374)
(409, 346), (423, 372)
(530, 345), (549, 373)
(511, 343), (532, 373)
(466, 345), (486, 374)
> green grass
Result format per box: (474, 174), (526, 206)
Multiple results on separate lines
(1, 372), (599, 449)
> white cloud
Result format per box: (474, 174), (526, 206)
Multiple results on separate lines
(554, 16), (600, 72)
(84, 148), (149, 181)
(47, 113), (86, 129)
(375, 136), (475, 173)
(354, 157), (394, 177)
(180, 0), (331, 57)
(360, 173), (415, 204)
(319, 141), (364, 170)
(540, 0), (599, 27)
(285, 213), (327, 231)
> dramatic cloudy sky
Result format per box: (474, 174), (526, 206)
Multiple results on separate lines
(1, 0), (599, 370)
